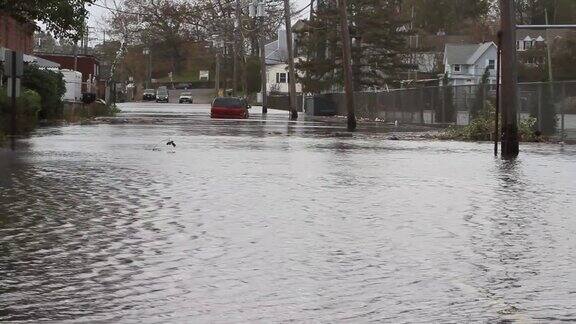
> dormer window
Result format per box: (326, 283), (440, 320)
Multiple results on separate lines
(454, 64), (461, 72)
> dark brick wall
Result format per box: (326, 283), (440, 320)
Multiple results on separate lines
(36, 54), (101, 94)
(0, 14), (34, 54)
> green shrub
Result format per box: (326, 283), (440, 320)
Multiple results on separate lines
(441, 102), (539, 142)
(519, 115), (538, 142)
(21, 65), (65, 119)
(0, 88), (42, 136)
(16, 89), (42, 133)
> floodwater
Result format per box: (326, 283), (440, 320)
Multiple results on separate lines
(1, 103), (575, 323)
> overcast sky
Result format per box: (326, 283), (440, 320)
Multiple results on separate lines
(86, 0), (311, 43)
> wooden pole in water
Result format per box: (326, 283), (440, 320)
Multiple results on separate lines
(10, 51), (17, 150)
(259, 16), (268, 114)
(499, 0), (519, 157)
(337, 0), (356, 131)
(283, 0), (298, 120)
(494, 31), (502, 156)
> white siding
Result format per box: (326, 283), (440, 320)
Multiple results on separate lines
(474, 46), (498, 81)
(266, 64), (302, 93)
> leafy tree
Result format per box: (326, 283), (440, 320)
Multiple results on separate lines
(350, 0), (409, 90)
(21, 65), (66, 119)
(399, 0), (490, 34)
(245, 56), (262, 94)
(439, 72), (455, 123)
(295, 0), (409, 93)
(515, 0), (576, 24)
(552, 31), (576, 81)
(0, 0), (94, 39)
(294, 1), (341, 93)
(0, 88), (42, 135)
(471, 67), (490, 118)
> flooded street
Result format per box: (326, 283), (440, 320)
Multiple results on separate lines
(1, 102), (576, 323)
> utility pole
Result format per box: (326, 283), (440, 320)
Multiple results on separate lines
(84, 25), (89, 55)
(544, 9), (554, 85)
(499, 0), (519, 157)
(494, 31), (502, 156)
(251, 1), (268, 114)
(142, 48), (152, 89)
(73, 40), (78, 71)
(259, 25), (268, 114)
(283, 0), (298, 120)
(337, 0), (356, 131)
(232, 0), (242, 97)
(148, 49), (152, 88)
(215, 52), (221, 96)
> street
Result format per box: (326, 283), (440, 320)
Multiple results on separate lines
(1, 102), (576, 322)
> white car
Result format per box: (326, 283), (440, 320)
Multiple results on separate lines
(178, 92), (193, 103)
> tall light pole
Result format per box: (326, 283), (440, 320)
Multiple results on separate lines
(215, 51), (221, 96)
(232, 0), (242, 97)
(143, 48), (151, 89)
(283, 0), (298, 120)
(337, 0), (356, 131)
(500, 0), (519, 157)
(250, 1), (268, 114)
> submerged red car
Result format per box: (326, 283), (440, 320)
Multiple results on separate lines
(211, 97), (250, 119)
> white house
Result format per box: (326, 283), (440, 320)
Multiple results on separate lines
(264, 29), (303, 94)
(443, 42), (498, 86)
(515, 28), (571, 51)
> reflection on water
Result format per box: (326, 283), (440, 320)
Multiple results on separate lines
(1, 103), (576, 322)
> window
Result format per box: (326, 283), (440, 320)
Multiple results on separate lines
(516, 41), (521, 50)
(454, 64), (461, 72)
(213, 97), (244, 108)
(276, 72), (287, 83)
(488, 59), (495, 70)
(524, 40), (533, 49)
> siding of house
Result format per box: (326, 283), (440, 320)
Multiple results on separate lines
(0, 13), (35, 53)
(473, 47), (498, 82)
(266, 63), (302, 94)
(445, 44), (498, 85)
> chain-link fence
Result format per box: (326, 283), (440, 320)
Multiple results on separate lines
(320, 81), (576, 139)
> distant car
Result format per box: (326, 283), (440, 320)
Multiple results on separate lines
(211, 97), (250, 119)
(175, 83), (191, 90)
(156, 86), (169, 103)
(179, 92), (193, 103)
(143, 89), (156, 101)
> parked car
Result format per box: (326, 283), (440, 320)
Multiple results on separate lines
(179, 92), (193, 103)
(211, 97), (250, 119)
(156, 86), (169, 103)
(143, 89), (156, 101)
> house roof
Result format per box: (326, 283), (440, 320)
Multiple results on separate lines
(264, 20), (305, 65)
(265, 31), (287, 65)
(24, 54), (61, 68)
(0, 47), (60, 68)
(444, 42), (495, 65)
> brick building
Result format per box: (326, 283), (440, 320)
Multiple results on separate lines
(0, 13), (35, 53)
(35, 53), (101, 95)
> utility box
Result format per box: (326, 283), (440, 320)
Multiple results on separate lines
(304, 95), (337, 116)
